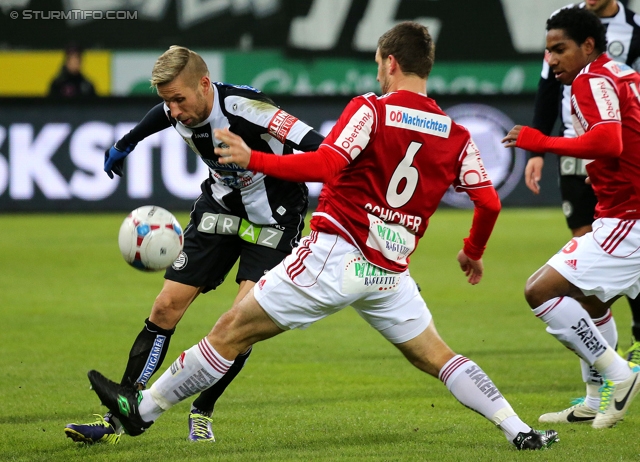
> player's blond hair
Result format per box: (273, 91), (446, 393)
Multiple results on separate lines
(150, 46), (209, 89)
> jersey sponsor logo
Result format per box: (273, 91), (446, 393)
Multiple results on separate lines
(197, 212), (284, 248)
(194, 132), (210, 138)
(571, 95), (589, 132)
(603, 60), (635, 77)
(334, 104), (373, 158)
(364, 202), (422, 233)
(441, 104), (525, 209)
(202, 156), (245, 173)
(459, 139), (489, 186)
(212, 170), (254, 189)
(341, 254), (400, 294)
(268, 109), (298, 143)
(228, 83), (259, 92)
(562, 238), (578, 254)
(571, 318), (607, 356)
(589, 77), (620, 121)
(365, 214), (415, 265)
(463, 365), (505, 402)
(385, 104), (451, 138)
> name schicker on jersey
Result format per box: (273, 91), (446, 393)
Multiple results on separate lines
(314, 92), (493, 272)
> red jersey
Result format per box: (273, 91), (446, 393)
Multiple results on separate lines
(571, 54), (640, 219)
(309, 91), (495, 272)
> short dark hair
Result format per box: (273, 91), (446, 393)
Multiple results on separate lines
(546, 6), (607, 54)
(377, 21), (434, 79)
(64, 42), (83, 56)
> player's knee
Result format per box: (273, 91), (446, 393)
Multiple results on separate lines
(150, 292), (187, 328)
(210, 309), (240, 342)
(524, 276), (546, 309)
(207, 309), (250, 355)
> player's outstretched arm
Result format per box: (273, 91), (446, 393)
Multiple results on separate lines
(104, 103), (171, 178)
(214, 127), (348, 183)
(502, 123), (622, 159)
(457, 250), (483, 285)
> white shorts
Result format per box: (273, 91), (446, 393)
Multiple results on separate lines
(253, 231), (432, 344)
(547, 217), (640, 302)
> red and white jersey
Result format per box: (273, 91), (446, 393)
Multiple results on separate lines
(310, 90), (493, 272)
(571, 54), (640, 219)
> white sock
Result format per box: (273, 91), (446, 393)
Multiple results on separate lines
(532, 297), (608, 364)
(138, 338), (234, 422)
(594, 347), (631, 382)
(439, 355), (530, 442)
(594, 309), (618, 350)
(580, 309), (618, 406)
(584, 384), (600, 410)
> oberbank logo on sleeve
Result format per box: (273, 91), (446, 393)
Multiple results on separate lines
(334, 104), (374, 158)
(385, 105), (451, 138)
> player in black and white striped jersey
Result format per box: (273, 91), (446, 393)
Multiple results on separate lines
(64, 46), (324, 444)
(524, 0), (640, 424)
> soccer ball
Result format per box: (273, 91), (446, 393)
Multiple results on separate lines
(118, 205), (184, 272)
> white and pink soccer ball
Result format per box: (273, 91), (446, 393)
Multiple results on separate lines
(118, 205), (184, 272)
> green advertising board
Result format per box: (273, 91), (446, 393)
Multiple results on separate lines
(115, 50), (542, 97)
(224, 51), (542, 95)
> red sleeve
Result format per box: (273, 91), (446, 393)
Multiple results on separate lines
(516, 122), (622, 159)
(247, 146), (349, 183)
(462, 186), (501, 260)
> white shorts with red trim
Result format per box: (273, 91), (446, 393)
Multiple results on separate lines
(547, 217), (640, 302)
(253, 231), (432, 344)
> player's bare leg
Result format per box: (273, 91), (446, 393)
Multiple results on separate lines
(394, 321), (558, 449)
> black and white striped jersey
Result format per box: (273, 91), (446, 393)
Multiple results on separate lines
(532, 2), (640, 142)
(118, 82), (324, 226)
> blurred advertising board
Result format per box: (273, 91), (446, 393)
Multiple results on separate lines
(0, 49), (540, 97)
(0, 96), (560, 212)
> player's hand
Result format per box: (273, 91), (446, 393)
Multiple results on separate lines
(457, 250), (483, 285)
(104, 143), (137, 179)
(501, 125), (523, 148)
(213, 128), (252, 168)
(524, 156), (544, 195)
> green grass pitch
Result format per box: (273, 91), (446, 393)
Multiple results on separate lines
(1, 208), (639, 461)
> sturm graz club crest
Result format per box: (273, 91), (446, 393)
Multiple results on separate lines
(442, 104), (526, 208)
